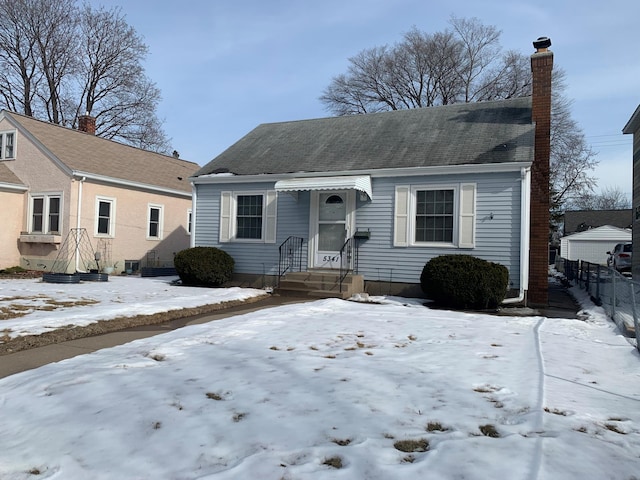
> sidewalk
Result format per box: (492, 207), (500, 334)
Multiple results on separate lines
(0, 285), (581, 379)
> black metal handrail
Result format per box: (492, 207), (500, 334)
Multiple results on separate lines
(278, 236), (304, 285)
(339, 236), (354, 293)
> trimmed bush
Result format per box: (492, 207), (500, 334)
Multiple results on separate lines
(174, 247), (235, 287)
(420, 255), (509, 310)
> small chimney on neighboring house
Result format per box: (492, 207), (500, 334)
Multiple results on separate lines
(78, 113), (96, 135)
(528, 36), (553, 307)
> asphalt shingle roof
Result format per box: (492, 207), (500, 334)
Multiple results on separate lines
(0, 163), (24, 186)
(196, 96), (534, 177)
(4, 111), (199, 193)
(563, 210), (633, 235)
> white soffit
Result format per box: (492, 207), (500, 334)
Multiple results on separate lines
(274, 175), (372, 200)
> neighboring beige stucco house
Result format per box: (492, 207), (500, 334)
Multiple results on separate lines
(0, 110), (199, 274)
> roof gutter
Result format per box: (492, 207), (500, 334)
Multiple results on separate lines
(72, 171), (191, 198)
(0, 182), (28, 192)
(502, 166), (531, 304)
(191, 162), (533, 185)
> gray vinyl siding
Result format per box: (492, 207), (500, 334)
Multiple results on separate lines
(195, 170), (523, 289)
(194, 182), (309, 276)
(354, 172), (522, 289)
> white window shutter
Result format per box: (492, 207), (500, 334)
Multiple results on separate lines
(459, 183), (476, 248)
(394, 186), (410, 247)
(219, 191), (232, 242)
(265, 190), (277, 244)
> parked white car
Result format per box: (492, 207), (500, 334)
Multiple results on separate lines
(607, 243), (632, 272)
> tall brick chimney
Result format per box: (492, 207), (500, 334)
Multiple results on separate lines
(78, 114), (96, 135)
(528, 37), (553, 306)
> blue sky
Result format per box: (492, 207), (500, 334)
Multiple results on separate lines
(100, 0), (639, 198)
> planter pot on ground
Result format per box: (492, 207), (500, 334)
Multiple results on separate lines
(78, 272), (109, 282)
(42, 273), (81, 284)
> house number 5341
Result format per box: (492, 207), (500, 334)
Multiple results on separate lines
(323, 256), (339, 262)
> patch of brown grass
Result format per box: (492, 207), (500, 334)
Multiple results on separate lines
(0, 296), (99, 319)
(604, 423), (626, 434)
(479, 424), (500, 438)
(393, 439), (429, 453)
(544, 407), (568, 416)
(322, 456), (343, 469)
(233, 412), (247, 422)
(331, 438), (351, 446)
(426, 421), (448, 432)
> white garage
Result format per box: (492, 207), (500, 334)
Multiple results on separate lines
(560, 225), (631, 265)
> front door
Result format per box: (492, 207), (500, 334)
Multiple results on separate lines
(310, 190), (354, 269)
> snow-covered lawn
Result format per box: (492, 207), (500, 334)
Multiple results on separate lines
(0, 275), (268, 340)
(0, 277), (638, 479)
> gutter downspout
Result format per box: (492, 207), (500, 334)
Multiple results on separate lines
(190, 182), (197, 248)
(502, 166), (531, 304)
(75, 176), (86, 272)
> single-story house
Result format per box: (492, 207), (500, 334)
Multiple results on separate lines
(191, 38), (554, 305)
(623, 105), (640, 278)
(560, 225), (631, 265)
(0, 110), (200, 274)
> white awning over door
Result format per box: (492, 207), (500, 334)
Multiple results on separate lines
(274, 175), (372, 200)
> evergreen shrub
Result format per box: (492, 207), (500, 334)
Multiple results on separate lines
(420, 254), (509, 309)
(174, 247), (235, 287)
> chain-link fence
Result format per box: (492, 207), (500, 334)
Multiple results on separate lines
(558, 258), (638, 351)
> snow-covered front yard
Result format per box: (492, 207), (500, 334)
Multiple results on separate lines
(0, 277), (638, 479)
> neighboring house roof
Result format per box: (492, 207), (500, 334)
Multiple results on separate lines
(1, 110), (199, 193)
(0, 162), (25, 188)
(195, 96), (534, 177)
(561, 224), (631, 241)
(563, 209), (632, 235)
(623, 104), (640, 134)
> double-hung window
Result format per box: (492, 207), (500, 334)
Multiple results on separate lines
(394, 183), (476, 248)
(415, 189), (454, 243)
(96, 197), (116, 237)
(0, 131), (15, 159)
(236, 194), (263, 239)
(219, 190), (277, 243)
(30, 194), (61, 234)
(147, 204), (163, 239)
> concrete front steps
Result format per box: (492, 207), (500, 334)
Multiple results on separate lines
(275, 271), (364, 299)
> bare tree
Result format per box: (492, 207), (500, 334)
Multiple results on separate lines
(0, 0), (170, 153)
(70, 5), (169, 151)
(569, 186), (631, 210)
(0, 0), (42, 116)
(320, 17), (597, 217)
(30, 0), (77, 125)
(448, 16), (502, 103)
(548, 69), (597, 211)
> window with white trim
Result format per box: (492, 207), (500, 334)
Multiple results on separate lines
(147, 204), (163, 239)
(0, 131), (16, 159)
(219, 190), (277, 243)
(95, 197), (116, 237)
(30, 193), (61, 234)
(236, 194), (263, 239)
(394, 183), (476, 248)
(187, 209), (192, 235)
(415, 188), (454, 243)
